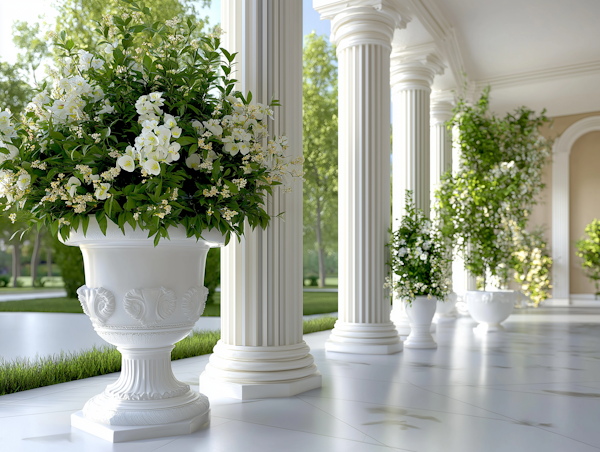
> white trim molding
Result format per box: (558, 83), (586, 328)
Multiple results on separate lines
(551, 116), (600, 306)
(477, 60), (600, 91)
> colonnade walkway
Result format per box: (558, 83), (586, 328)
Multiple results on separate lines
(1, 307), (599, 451)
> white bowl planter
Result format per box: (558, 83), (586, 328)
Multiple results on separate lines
(434, 292), (458, 322)
(403, 296), (438, 349)
(465, 290), (515, 333)
(64, 218), (224, 442)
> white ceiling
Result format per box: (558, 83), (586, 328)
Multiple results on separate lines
(396, 0), (600, 117)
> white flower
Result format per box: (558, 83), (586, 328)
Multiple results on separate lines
(420, 253), (428, 261)
(78, 50), (93, 70)
(163, 114), (177, 129)
(16, 173), (31, 191)
(117, 155), (135, 172)
(185, 153), (201, 170)
(171, 126), (182, 138)
(398, 247), (407, 257)
(66, 176), (81, 196)
(224, 142), (240, 156)
(144, 159), (161, 176)
(94, 182), (111, 200)
(203, 119), (222, 136)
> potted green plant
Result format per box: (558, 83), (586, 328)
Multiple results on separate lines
(386, 191), (451, 349)
(436, 88), (551, 333)
(576, 219), (600, 299)
(0, 1), (300, 438)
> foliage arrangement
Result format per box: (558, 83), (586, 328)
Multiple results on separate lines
(511, 227), (552, 306)
(435, 88), (552, 288)
(302, 32), (338, 287)
(0, 317), (337, 395)
(575, 219), (600, 296)
(386, 191), (451, 304)
(0, 1), (302, 245)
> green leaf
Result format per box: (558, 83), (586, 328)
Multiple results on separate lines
(82, 215), (90, 235)
(95, 211), (108, 235)
(176, 136), (197, 146)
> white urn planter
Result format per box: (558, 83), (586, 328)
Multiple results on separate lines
(403, 297), (438, 349)
(465, 290), (515, 333)
(434, 292), (458, 323)
(63, 219), (224, 442)
(391, 298), (435, 337)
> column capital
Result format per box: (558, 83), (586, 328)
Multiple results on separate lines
(430, 90), (455, 125)
(390, 42), (445, 92)
(314, 0), (409, 53)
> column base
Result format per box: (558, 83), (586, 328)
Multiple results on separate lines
(71, 409), (209, 443)
(325, 322), (403, 355)
(199, 371), (322, 399)
(200, 341), (322, 399)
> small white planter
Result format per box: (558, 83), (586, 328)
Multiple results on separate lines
(434, 292), (458, 322)
(64, 218), (224, 442)
(404, 296), (438, 349)
(465, 290), (515, 333)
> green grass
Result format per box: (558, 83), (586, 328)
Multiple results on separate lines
(0, 291), (339, 316)
(0, 318), (337, 396)
(302, 292), (338, 315)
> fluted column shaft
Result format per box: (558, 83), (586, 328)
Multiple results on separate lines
(429, 95), (454, 207)
(318, 6), (403, 355)
(200, 0), (321, 399)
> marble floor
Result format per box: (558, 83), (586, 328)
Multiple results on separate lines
(1, 307), (599, 451)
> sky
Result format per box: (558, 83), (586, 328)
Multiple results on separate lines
(0, 0), (330, 65)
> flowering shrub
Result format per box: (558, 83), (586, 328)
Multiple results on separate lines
(0, 1), (302, 245)
(435, 88), (551, 288)
(575, 219), (600, 296)
(386, 191), (451, 304)
(511, 227), (552, 306)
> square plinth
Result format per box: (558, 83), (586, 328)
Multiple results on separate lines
(71, 410), (210, 443)
(325, 340), (403, 355)
(200, 372), (322, 400)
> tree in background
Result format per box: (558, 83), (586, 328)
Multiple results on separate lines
(303, 32), (338, 288)
(52, 238), (84, 299)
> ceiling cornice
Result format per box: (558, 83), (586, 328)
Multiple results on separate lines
(476, 60), (600, 90)
(400, 0), (468, 87)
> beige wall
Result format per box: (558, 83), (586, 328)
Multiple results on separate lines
(531, 111), (600, 294)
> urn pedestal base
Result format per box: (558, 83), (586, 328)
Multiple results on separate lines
(404, 297), (438, 349)
(71, 409), (209, 443)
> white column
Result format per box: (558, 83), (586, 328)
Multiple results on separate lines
(429, 91), (454, 207)
(200, 0), (321, 399)
(552, 151), (570, 305)
(389, 44), (444, 329)
(314, 3), (405, 355)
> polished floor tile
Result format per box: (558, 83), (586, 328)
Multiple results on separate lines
(0, 306), (599, 451)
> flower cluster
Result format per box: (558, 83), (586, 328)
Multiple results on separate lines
(386, 191), (452, 304)
(511, 227), (552, 306)
(435, 88), (551, 287)
(0, 3), (301, 244)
